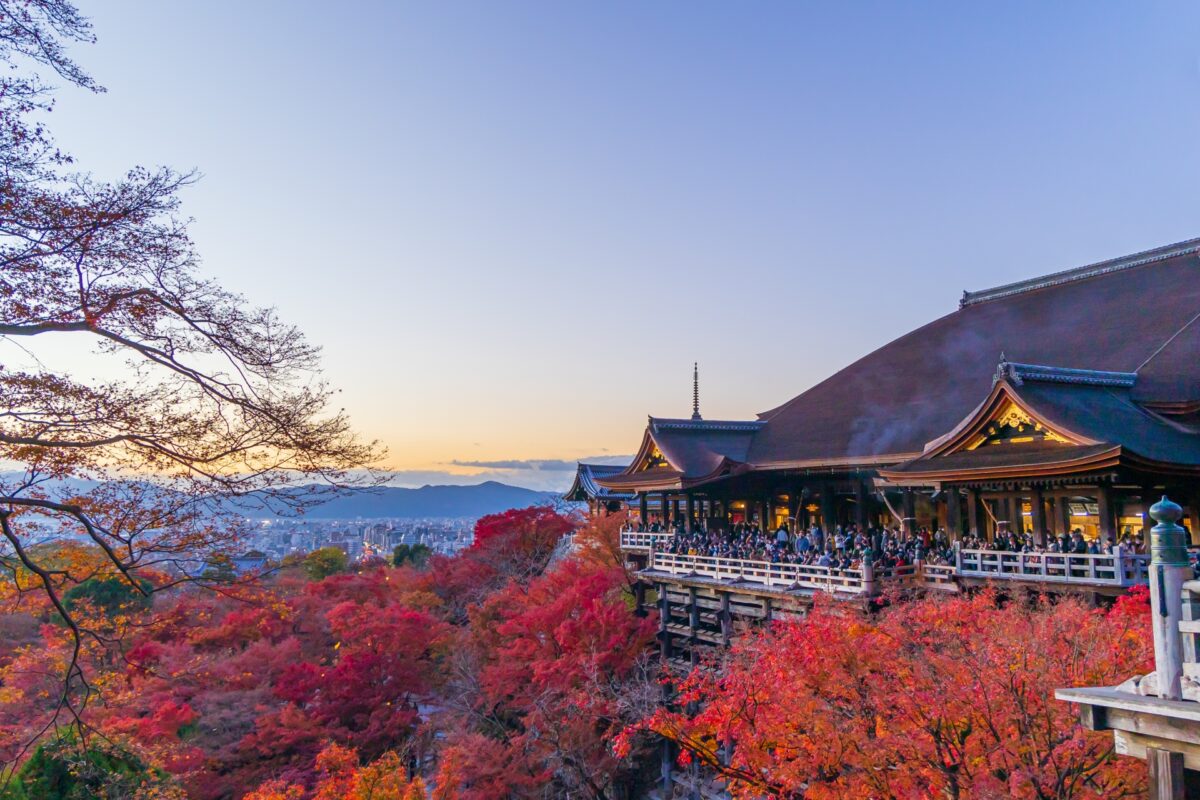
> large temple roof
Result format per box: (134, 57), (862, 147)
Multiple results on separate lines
(601, 237), (1200, 492)
(748, 237), (1200, 468)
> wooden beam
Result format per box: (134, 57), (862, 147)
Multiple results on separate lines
(1148, 747), (1186, 800)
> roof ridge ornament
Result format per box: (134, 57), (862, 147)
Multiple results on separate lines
(993, 353), (1018, 386)
(691, 362), (702, 421)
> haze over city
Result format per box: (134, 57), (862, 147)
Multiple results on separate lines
(29, 1), (1200, 489)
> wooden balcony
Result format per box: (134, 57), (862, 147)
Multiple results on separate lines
(639, 546), (1149, 597)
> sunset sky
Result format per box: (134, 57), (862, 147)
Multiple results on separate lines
(36, 1), (1200, 490)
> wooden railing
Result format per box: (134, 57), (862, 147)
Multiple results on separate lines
(619, 531), (676, 551)
(648, 551), (867, 594)
(919, 563), (959, 590)
(955, 547), (1149, 587)
(640, 542), (1150, 593)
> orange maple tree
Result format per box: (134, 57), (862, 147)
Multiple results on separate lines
(622, 588), (1154, 800)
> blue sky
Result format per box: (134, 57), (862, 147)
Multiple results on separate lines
(32, 1), (1200, 490)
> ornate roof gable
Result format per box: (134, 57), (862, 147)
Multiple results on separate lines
(921, 359), (1110, 458)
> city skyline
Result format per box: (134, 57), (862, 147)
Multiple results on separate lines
(21, 1), (1200, 489)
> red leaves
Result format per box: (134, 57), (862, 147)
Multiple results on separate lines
(442, 557), (656, 798)
(635, 590), (1153, 799)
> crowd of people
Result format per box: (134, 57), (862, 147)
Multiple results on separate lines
(958, 525), (1146, 555)
(625, 519), (957, 574)
(624, 516), (1150, 575)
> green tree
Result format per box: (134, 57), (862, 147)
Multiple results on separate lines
(392, 543), (431, 568)
(62, 576), (154, 617)
(0, 732), (183, 800)
(303, 547), (348, 581)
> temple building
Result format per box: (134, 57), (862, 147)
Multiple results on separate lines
(564, 462), (635, 516)
(601, 238), (1200, 548)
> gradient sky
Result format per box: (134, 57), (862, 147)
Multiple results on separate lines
(34, 2), (1200, 490)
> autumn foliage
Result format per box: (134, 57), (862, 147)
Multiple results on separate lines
(623, 587), (1154, 800)
(0, 507), (666, 799)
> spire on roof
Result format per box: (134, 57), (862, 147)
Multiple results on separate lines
(691, 362), (702, 421)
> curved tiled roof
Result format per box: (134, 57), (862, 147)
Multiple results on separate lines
(748, 238), (1200, 468)
(565, 462), (633, 501)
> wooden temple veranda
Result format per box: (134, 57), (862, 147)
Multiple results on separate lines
(567, 238), (1200, 667)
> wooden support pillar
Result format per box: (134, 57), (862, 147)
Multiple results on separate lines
(901, 489), (916, 538)
(1057, 495), (1073, 536)
(638, 493), (648, 526)
(688, 587), (700, 666)
(719, 592), (732, 647)
(760, 497), (770, 530)
(1005, 495), (1020, 532)
(1147, 747), (1186, 800)
(967, 488), (981, 537)
(684, 493), (695, 533)
(1096, 483), (1117, 544)
(658, 584), (672, 659)
(1031, 488), (1046, 547)
(855, 480), (869, 530)
(946, 487), (962, 540)
(634, 581), (647, 617)
(821, 484), (837, 532)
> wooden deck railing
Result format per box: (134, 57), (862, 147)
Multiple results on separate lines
(955, 547), (1149, 587)
(619, 531), (676, 550)
(648, 551), (868, 594)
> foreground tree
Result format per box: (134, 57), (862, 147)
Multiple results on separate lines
(623, 588), (1154, 799)
(440, 550), (659, 799)
(0, 0), (379, 764)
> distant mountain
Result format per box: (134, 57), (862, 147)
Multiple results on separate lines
(0, 472), (561, 520)
(236, 481), (561, 520)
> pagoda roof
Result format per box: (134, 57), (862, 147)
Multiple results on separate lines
(564, 462), (634, 502)
(595, 417), (763, 492)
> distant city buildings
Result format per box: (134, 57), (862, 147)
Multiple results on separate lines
(243, 516), (477, 563)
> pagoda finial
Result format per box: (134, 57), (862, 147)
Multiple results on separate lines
(691, 362), (702, 421)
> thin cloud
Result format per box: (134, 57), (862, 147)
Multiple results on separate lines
(448, 455), (634, 471)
